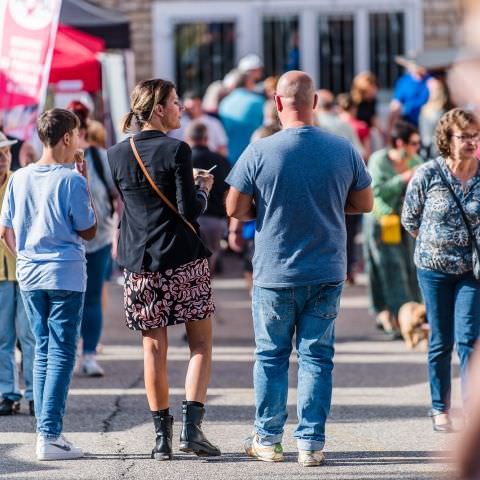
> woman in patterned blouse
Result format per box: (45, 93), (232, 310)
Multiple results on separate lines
(402, 108), (480, 433)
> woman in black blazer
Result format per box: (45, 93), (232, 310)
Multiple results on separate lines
(107, 79), (220, 460)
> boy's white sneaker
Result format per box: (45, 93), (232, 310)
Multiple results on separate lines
(298, 449), (325, 467)
(37, 434), (83, 461)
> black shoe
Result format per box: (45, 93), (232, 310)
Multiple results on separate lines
(151, 413), (173, 460)
(29, 400), (35, 417)
(179, 401), (221, 457)
(0, 398), (20, 415)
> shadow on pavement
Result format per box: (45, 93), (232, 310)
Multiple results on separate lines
(0, 443), (58, 476)
(75, 449), (455, 471)
(324, 450), (454, 465)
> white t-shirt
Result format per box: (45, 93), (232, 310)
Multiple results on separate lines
(170, 113), (228, 153)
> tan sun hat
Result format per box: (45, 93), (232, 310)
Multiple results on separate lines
(0, 131), (18, 149)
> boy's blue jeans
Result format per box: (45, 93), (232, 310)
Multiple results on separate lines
(417, 268), (480, 413)
(21, 289), (84, 439)
(252, 281), (343, 451)
(0, 281), (34, 402)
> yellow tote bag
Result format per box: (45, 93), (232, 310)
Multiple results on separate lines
(379, 214), (401, 245)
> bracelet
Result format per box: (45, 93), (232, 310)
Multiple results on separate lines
(228, 230), (241, 234)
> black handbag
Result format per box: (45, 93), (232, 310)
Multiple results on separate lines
(434, 159), (480, 280)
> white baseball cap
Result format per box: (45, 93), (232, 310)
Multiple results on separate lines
(238, 54), (264, 72)
(0, 132), (18, 149)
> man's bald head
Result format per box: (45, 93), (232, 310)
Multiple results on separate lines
(276, 71), (315, 108)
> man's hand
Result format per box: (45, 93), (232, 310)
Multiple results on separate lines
(0, 226), (17, 257)
(228, 217), (244, 253)
(74, 149), (88, 179)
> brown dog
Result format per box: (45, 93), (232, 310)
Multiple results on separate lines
(397, 302), (429, 351)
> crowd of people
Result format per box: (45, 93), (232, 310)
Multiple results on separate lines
(0, 50), (479, 477)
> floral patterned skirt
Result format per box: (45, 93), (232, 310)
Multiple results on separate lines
(123, 258), (215, 331)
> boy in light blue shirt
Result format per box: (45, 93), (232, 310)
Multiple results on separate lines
(0, 108), (96, 461)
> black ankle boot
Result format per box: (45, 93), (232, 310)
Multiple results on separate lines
(151, 413), (174, 460)
(0, 398), (20, 415)
(179, 401), (221, 457)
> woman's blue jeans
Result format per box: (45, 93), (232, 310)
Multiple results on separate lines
(21, 289), (84, 438)
(417, 268), (480, 413)
(82, 244), (111, 354)
(0, 281), (34, 401)
(252, 281), (343, 451)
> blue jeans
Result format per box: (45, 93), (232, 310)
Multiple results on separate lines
(252, 281), (343, 451)
(0, 281), (34, 401)
(21, 290), (84, 438)
(417, 268), (480, 412)
(82, 244), (111, 354)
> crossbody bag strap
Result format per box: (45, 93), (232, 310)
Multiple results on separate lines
(129, 136), (198, 235)
(434, 159), (480, 255)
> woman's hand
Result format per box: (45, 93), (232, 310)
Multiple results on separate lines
(194, 170), (214, 193)
(401, 168), (415, 183)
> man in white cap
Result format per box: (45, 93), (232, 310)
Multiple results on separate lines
(238, 54), (264, 84)
(0, 132), (35, 416)
(219, 55), (265, 165)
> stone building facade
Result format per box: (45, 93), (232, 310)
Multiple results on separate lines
(423, 0), (461, 49)
(91, 0), (461, 87)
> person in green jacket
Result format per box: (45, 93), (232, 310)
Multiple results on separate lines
(363, 121), (423, 336)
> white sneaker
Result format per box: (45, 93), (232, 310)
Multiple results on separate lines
(298, 449), (325, 467)
(80, 355), (104, 377)
(243, 433), (283, 462)
(37, 434), (83, 461)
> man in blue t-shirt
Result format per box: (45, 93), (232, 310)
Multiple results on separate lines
(226, 71), (373, 467)
(0, 109), (96, 461)
(388, 63), (431, 131)
(219, 72), (264, 165)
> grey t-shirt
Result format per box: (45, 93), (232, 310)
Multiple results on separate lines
(84, 147), (115, 254)
(226, 126), (371, 287)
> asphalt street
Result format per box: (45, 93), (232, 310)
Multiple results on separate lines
(0, 254), (460, 480)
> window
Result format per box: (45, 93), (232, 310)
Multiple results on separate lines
(263, 16), (299, 77)
(154, 1), (421, 95)
(174, 22), (235, 96)
(319, 15), (355, 94)
(370, 12), (405, 89)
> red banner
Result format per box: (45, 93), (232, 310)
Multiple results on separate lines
(0, 0), (62, 110)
